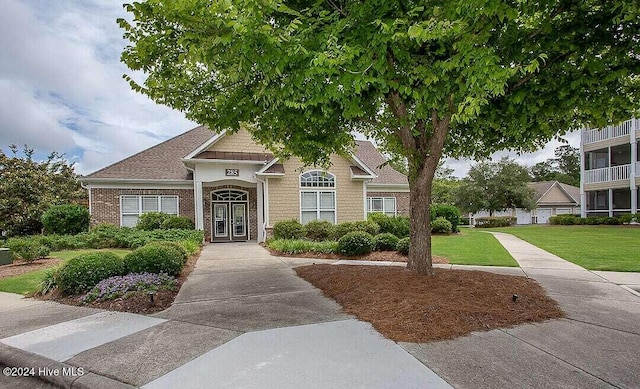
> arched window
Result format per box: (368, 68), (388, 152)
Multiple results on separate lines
(300, 171), (336, 224)
(211, 189), (248, 201)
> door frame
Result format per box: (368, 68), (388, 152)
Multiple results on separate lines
(210, 189), (250, 242)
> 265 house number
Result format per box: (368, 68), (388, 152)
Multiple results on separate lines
(225, 169), (239, 176)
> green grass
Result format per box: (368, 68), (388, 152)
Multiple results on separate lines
(0, 249), (130, 295)
(432, 229), (519, 267)
(487, 225), (640, 272)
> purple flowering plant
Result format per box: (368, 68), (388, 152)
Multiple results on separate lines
(82, 272), (177, 303)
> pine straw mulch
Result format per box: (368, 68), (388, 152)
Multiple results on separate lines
(39, 251), (200, 315)
(267, 248), (449, 264)
(0, 258), (62, 279)
(295, 265), (565, 343)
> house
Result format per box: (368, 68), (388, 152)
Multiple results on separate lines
(470, 181), (580, 224)
(580, 118), (639, 217)
(80, 126), (409, 242)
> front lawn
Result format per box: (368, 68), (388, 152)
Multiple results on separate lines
(0, 249), (130, 295)
(488, 225), (640, 271)
(432, 228), (518, 267)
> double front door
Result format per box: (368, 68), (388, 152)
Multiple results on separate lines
(212, 202), (248, 242)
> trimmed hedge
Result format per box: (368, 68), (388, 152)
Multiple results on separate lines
(431, 217), (453, 234)
(273, 220), (304, 240)
(303, 220), (335, 241)
(6, 238), (50, 262)
(549, 215), (631, 226)
(373, 233), (399, 251)
(56, 252), (124, 294)
(430, 204), (461, 233)
(161, 216), (195, 230)
(337, 231), (375, 256)
(123, 243), (184, 276)
(333, 221), (380, 240)
(396, 237), (410, 255)
(367, 213), (409, 238)
(475, 216), (516, 228)
(42, 204), (90, 235)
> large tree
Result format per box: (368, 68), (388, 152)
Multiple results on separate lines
(456, 158), (536, 215)
(119, 0), (640, 274)
(530, 145), (580, 186)
(0, 146), (86, 236)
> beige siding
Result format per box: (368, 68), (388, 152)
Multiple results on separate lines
(538, 185), (572, 204)
(267, 155), (365, 225)
(208, 128), (269, 153)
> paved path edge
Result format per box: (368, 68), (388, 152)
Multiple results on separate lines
(0, 343), (135, 389)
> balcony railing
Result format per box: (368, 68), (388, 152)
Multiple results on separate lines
(637, 161), (640, 177)
(582, 118), (637, 144)
(584, 164), (631, 183)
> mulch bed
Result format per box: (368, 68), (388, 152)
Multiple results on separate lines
(267, 248), (449, 264)
(0, 258), (62, 279)
(39, 251), (200, 315)
(295, 265), (564, 343)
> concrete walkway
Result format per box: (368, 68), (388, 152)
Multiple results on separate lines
(401, 232), (640, 389)
(0, 244), (451, 389)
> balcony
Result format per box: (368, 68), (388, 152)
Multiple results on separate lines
(584, 164), (632, 184)
(582, 118), (638, 145)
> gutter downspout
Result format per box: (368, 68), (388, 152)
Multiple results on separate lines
(254, 175), (267, 243)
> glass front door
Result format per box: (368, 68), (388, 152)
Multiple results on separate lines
(212, 202), (248, 242)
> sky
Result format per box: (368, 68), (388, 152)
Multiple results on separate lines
(0, 0), (580, 178)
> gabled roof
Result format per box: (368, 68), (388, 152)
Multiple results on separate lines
(354, 140), (408, 185)
(527, 181), (580, 205)
(83, 126), (213, 180)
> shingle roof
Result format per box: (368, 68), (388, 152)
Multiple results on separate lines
(354, 140), (408, 185)
(527, 181), (580, 205)
(83, 126), (213, 180)
(83, 127), (408, 186)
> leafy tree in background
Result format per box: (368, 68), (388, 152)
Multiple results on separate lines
(456, 158), (535, 216)
(432, 161), (460, 205)
(0, 146), (86, 236)
(119, 1), (639, 274)
(530, 145), (580, 186)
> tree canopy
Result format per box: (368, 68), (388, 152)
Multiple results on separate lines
(456, 158), (536, 215)
(530, 145), (580, 187)
(0, 146), (86, 236)
(120, 0), (640, 274)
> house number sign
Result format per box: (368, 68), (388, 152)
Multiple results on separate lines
(225, 169), (239, 176)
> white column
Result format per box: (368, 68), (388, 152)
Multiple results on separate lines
(256, 179), (264, 242)
(194, 181), (204, 230)
(580, 131), (586, 217)
(608, 188), (614, 217)
(631, 119), (638, 214)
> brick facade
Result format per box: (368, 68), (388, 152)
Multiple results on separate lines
(203, 186), (258, 242)
(366, 191), (410, 216)
(90, 188), (195, 227)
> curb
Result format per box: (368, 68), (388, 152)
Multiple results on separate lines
(0, 343), (135, 389)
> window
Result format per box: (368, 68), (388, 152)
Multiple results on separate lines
(120, 195), (179, 227)
(367, 197), (396, 216)
(300, 171), (336, 224)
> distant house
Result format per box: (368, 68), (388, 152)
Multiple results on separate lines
(470, 181), (580, 225)
(580, 118), (639, 217)
(80, 126), (409, 242)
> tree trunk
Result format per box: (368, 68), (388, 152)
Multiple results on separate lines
(407, 160), (436, 275)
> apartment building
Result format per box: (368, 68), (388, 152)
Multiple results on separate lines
(580, 118), (639, 217)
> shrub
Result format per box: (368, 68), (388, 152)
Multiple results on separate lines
(273, 220), (304, 240)
(549, 215), (576, 225)
(303, 220), (335, 241)
(586, 216), (607, 225)
(41, 204), (90, 235)
(123, 243), (184, 276)
(618, 214), (634, 224)
(178, 240), (200, 255)
(136, 212), (171, 231)
(459, 217), (470, 226)
(337, 231), (374, 256)
(56, 252), (124, 294)
(604, 217), (621, 225)
(161, 216), (195, 230)
(430, 204), (461, 232)
(373, 233), (399, 251)
(150, 241), (189, 264)
(396, 237), (410, 255)
(6, 238), (50, 263)
(431, 217), (453, 234)
(333, 221), (380, 240)
(36, 266), (60, 295)
(474, 216), (516, 228)
(367, 213), (409, 238)
(82, 272), (177, 303)
(267, 239), (338, 255)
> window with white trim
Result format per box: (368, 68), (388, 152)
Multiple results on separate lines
(300, 171), (336, 224)
(120, 195), (179, 227)
(367, 197), (397, 216)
